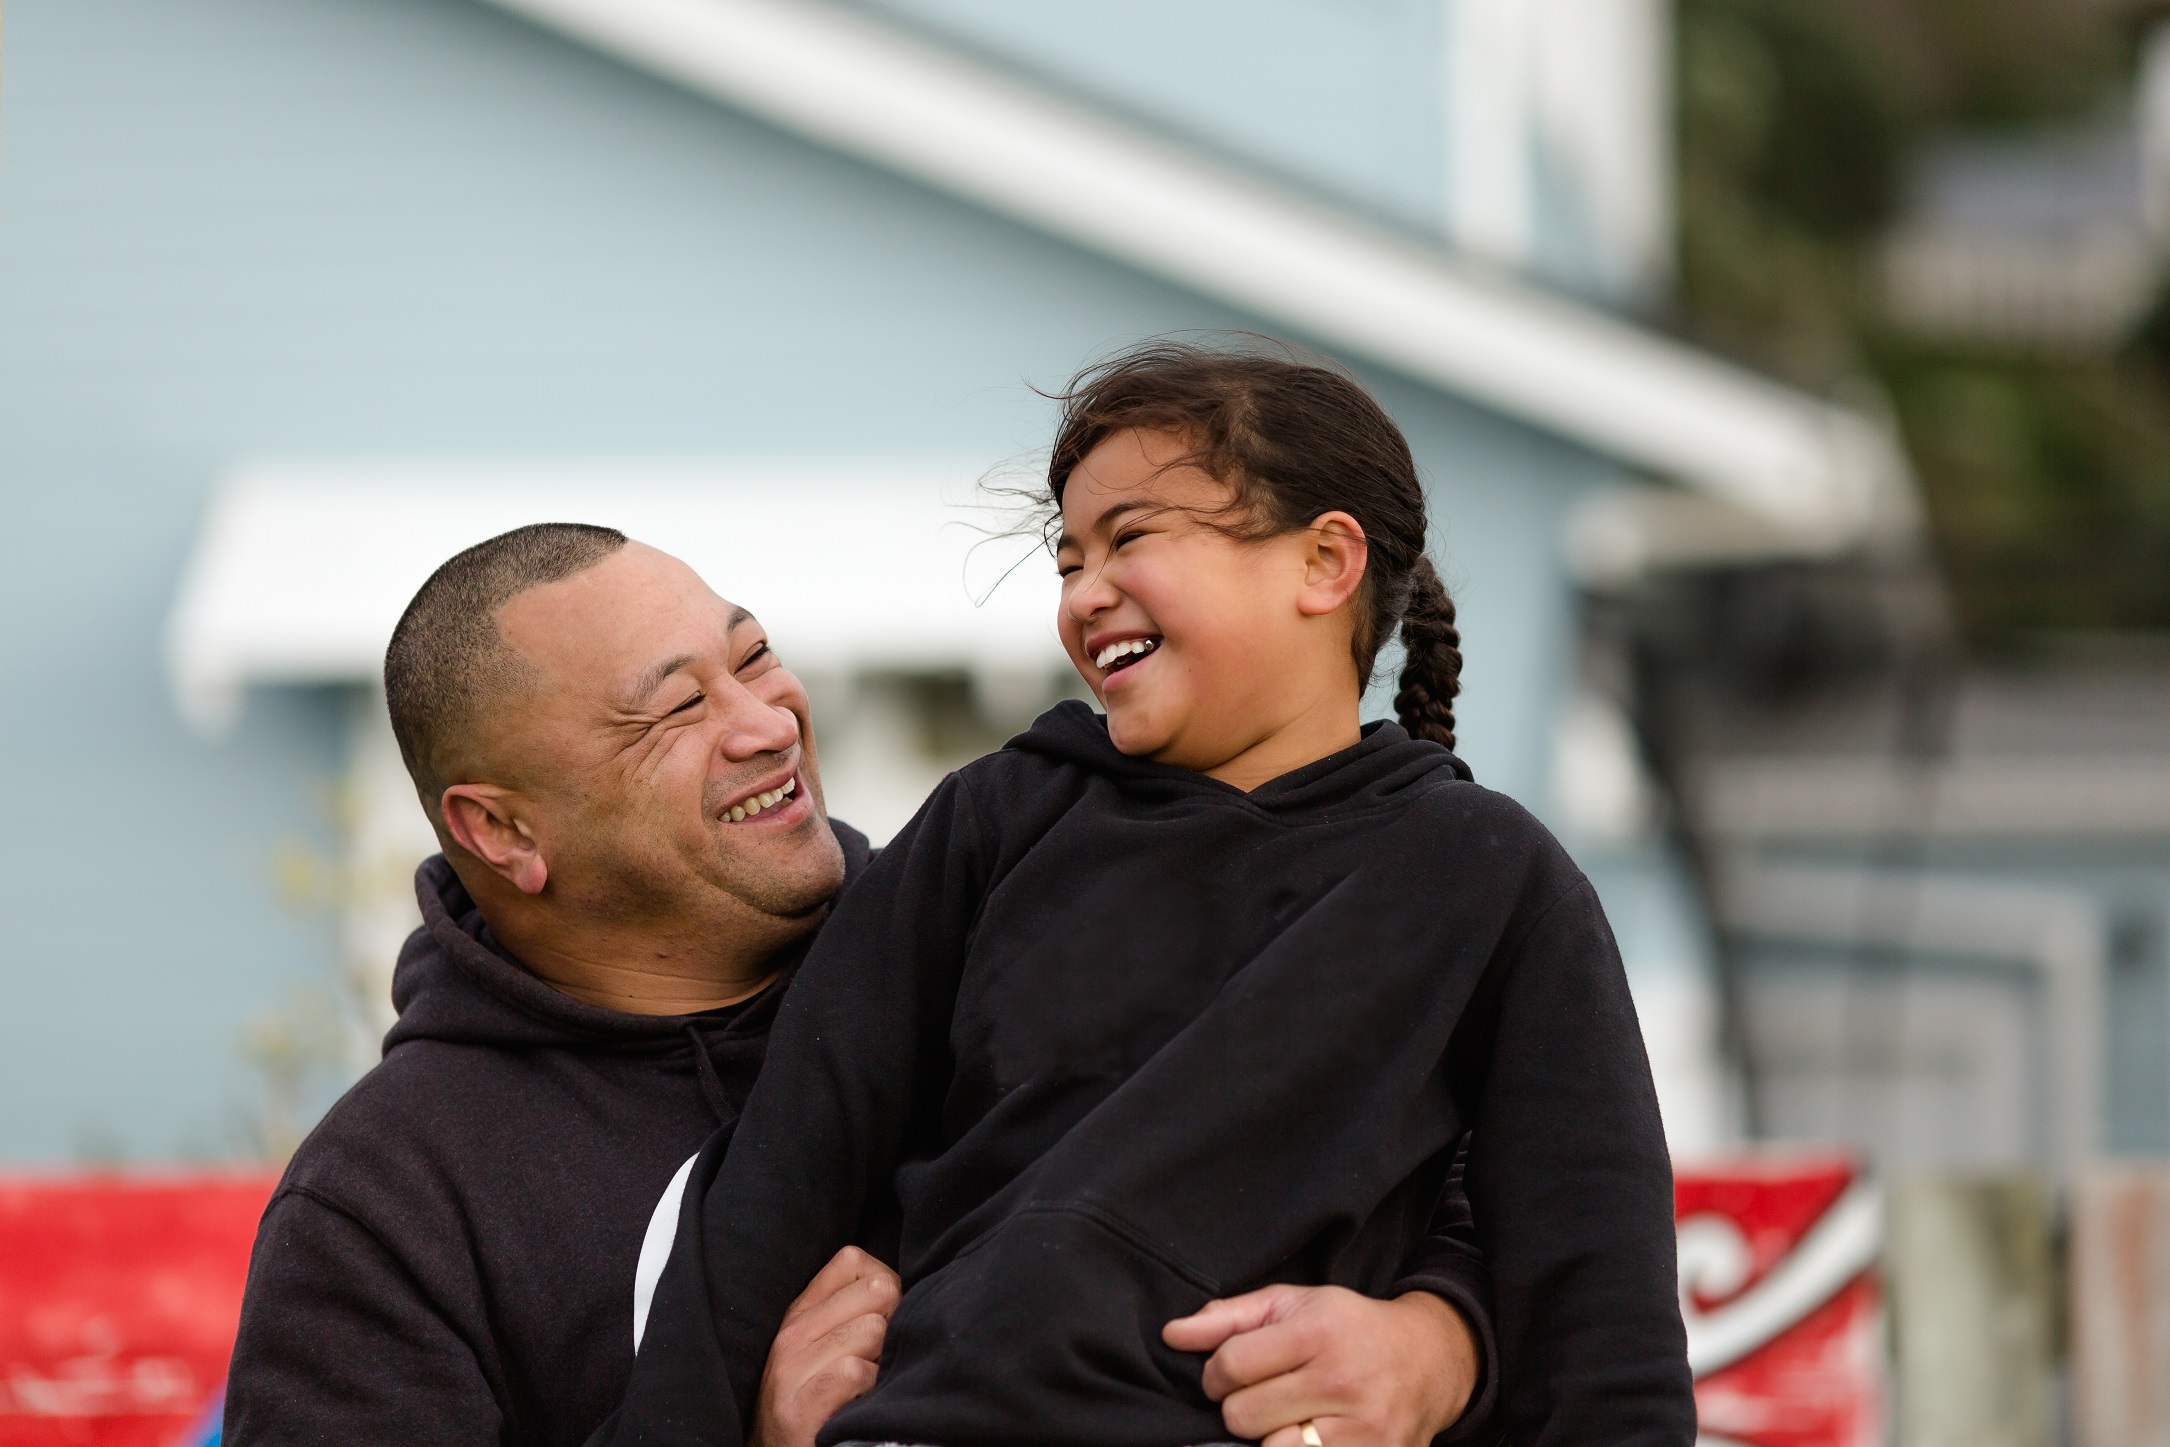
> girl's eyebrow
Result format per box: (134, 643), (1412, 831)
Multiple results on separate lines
(1056, 499), (1158, 552)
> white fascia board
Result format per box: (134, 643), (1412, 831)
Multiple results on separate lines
(481, 0), (1910, 543)
(165, 459), (1064, 731)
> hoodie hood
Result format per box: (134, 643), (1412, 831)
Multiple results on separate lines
(384, 819), (873, 1056)
(1006, 699), (1472, 817)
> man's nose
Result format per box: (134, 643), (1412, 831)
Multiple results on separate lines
(713, 683), (800, 760)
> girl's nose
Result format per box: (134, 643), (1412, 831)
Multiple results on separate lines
(1064, 561), (1119, 623)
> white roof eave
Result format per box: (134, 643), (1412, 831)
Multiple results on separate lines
(165, 460), (1066, 733)
(481, 0), (1918, 546)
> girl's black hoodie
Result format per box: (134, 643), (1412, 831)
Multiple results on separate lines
(604, 703), (1691, 1447)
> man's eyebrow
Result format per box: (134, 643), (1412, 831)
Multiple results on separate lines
(620, 611), (755, 709)
(624, 653), (699, 710)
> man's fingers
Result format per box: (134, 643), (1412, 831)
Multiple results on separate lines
(1256, 1420), (1363, 1447)
(756, 1252), (897, 1447)
(758, 1310), (890, 1447)
(1197, 1317), (1318, 1402)
(774, 1279), (897, 1358)
(1162, 1284), (1302, 1353)
(813, 1309), (889, 1366)
(781, 1246), (894, 1324)
(1219, 1370), (1342, 1442)
(775, 1259), (900, 1349)
(787, 1352), (879, 1423)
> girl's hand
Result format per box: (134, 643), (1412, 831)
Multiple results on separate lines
(752, 1246), (900, 1447)
(1163, 1284), (1478, 1447)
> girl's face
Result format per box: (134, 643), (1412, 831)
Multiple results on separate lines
(1055, 428), (1369, 783)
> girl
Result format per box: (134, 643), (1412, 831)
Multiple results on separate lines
(609, 343), (1691, 1447)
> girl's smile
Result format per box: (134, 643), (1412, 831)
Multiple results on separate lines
(1089, 634), (1161, 674)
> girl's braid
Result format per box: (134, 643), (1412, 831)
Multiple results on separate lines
(1393, 555), (1462, 751)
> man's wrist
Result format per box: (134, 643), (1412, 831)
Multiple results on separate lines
(1391, 1288), (1481, 1435)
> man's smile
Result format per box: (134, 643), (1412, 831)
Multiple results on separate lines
(718, 770), (805, 825)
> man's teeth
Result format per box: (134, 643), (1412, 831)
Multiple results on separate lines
(727, 776), (796, 823)
(1094, 638), (1158, 670)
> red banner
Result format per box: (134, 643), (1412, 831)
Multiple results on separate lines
(1678, 1157), (1886, 1447)
(4, 1163), (1885, 1447)
(0, 1177), (275, 1447)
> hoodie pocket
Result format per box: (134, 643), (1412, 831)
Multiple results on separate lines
(824, 1203), (1230, 1447)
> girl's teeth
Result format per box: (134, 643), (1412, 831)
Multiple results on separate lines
(1094, 638), (1156, 669)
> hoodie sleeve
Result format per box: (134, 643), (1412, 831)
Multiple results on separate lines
(1392, 1147), (1500, 1444)
(1458, 878), (1694, 1447)
(593, 773), (994, 1447)
(224, 1188), (504, 1447)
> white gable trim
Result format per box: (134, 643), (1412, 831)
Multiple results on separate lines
(481, 0), (1913, 545)
(163, 459), (1064, 731)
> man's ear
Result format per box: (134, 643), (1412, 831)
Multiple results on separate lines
(1296, 511), (1370, 618)
(439, 785), (548, 896)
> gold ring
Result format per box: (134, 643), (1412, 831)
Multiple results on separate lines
(1299, 1424), (1325, 1447)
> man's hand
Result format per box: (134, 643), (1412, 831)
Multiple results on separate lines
(752, 1246), (900, 1447)
(1163, 1284), (1478, 1447)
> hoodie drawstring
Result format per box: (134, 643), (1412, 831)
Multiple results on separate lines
(681, 1022), (733, 1125)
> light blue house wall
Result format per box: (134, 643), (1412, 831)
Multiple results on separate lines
(857, 0), (1632, 299)
(0, 0), (1621, 1162)
(857, 0), (1452, 233)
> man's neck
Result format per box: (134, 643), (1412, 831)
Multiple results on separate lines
(486, 905), (820, 1017)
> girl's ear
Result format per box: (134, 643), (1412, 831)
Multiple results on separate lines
(1295, 511), (1369, 618)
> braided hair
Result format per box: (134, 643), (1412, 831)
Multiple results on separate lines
(1046, 339), (1462, 750)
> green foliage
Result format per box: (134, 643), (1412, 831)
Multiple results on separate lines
(1678, 0), (2170, 638)
(1677, 0), (1896, 380)
(1882, 0), (2133, 127)
(1876, 339), (2170, 634)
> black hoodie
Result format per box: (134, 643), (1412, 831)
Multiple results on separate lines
(222, 822), (872, 1447)
(606, 704), (1690, 1447)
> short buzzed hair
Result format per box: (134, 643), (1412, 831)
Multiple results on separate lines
(384, 522), (628, 817)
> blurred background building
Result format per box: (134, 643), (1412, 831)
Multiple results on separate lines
(9, 0), (2170, 1443)
(5, 0), (1862, 1165)
(0, 0), (2156, 1181)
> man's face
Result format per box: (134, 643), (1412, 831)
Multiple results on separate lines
(488, 543), (846, 934)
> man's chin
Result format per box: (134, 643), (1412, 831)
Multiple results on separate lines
(709, 816), (847, 920)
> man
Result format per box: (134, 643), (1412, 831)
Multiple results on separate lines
(225, 524), (1490, 1447)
